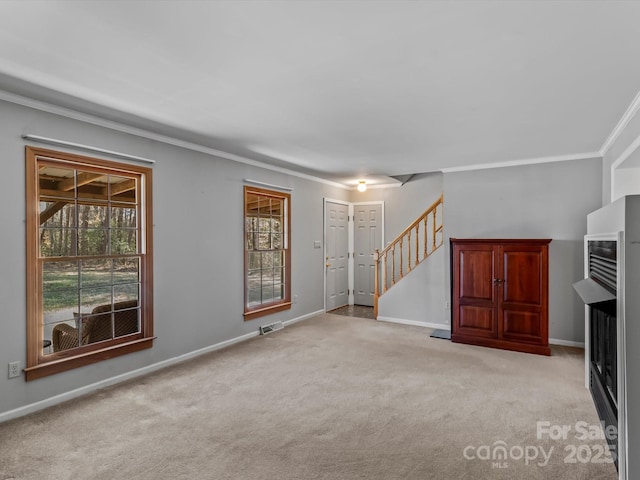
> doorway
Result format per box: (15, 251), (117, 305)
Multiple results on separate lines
(324, 199), (384, 312)
(353, 202), (383, 306)
(324, 200), (349, 311)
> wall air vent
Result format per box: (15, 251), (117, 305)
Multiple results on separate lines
(260, 321), (284, 335)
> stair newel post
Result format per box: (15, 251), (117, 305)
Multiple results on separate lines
(374, 249), (379, 319)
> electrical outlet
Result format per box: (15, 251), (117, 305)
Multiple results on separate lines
(293, 294), (298, 304)
(444, 300), (450, 310)
(8, 361), (20, 379)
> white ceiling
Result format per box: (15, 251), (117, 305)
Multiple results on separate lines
(1, 0), (639, 187)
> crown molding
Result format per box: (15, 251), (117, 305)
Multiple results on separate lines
(440, 151), (602, 174)
(2, 87), (620, 184)
(367, 183), (402, 189)
(349, 182), (402, 191)
(0, 89), (349, 190)
(600, 89), (640, 157)
(21, 134), (156, 164)
(610, 131), (640, 171)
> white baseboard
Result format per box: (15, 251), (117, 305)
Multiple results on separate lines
(283, 309), (324, 327)
(549, 338), (585, 348)
(377, 316), (450, 331)
(0, 310), (322, 424)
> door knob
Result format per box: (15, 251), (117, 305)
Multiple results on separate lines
(326, 263), (331, 268)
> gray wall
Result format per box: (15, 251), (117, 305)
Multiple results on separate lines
(443, 159), (603, 343)
(0, 99), (349, 416)
(377, 248), (447, 326)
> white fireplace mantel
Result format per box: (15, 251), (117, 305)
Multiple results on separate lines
(586, 195), (640, 480)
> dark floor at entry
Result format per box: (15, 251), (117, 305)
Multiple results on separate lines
(329, 305), (375, 320)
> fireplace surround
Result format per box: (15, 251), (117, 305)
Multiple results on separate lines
(575, 240), (618, 468)
(578, 194), (640, 480)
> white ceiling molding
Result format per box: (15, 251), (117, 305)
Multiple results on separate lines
(0, 89), (349, 190)
(5, 80), (638, 186)
(610, 132), (640, 171)
(600, 89), (640, 156)
(243, 179), (293, 192)
(359, 183), (402, 190)
(440, 152), (602, 174)
(609, 132), (640, 202)
(22, 134), (156, 164)
(605, 89), (640, 203)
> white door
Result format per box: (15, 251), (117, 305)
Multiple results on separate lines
(325, 201), (349, 311)
(353, 203), (382, 306)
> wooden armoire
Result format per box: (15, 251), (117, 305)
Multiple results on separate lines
(450, 238), (551, 356)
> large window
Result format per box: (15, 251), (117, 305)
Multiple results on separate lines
(25, 147), (154, 381)
(244, 186), (291, 320)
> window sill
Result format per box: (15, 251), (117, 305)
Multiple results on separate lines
(244, 302), (292, 321)
(24, 337), (155, 381)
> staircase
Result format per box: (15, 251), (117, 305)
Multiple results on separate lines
(374, 194), (444, 318)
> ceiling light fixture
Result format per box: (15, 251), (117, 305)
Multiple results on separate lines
(357, 180), (367, 192)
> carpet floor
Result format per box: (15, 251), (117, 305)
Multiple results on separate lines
(0, 314), (617, 479)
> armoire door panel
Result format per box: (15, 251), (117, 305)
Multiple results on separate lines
(501, 310), (542, 341)
(459, 248), (494, 302)
(458, 305), (496, 337)
(502, 250), (542, 305)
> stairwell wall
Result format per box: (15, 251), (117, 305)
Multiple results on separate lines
(352, 174), (448, 327)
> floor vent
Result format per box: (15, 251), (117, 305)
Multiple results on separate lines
(260, 321), (284, 335)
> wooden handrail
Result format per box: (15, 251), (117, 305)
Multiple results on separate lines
(377, 194), (443, 258)
(373, 194), (444, 318)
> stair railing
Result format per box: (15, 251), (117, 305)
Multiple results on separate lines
(374, 194), (444, 318)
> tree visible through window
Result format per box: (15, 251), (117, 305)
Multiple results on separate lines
(25, 147), (154, 381)
(244, 186), (291, 320)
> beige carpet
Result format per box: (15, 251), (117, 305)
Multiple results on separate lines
(0, 314), (617, 480)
